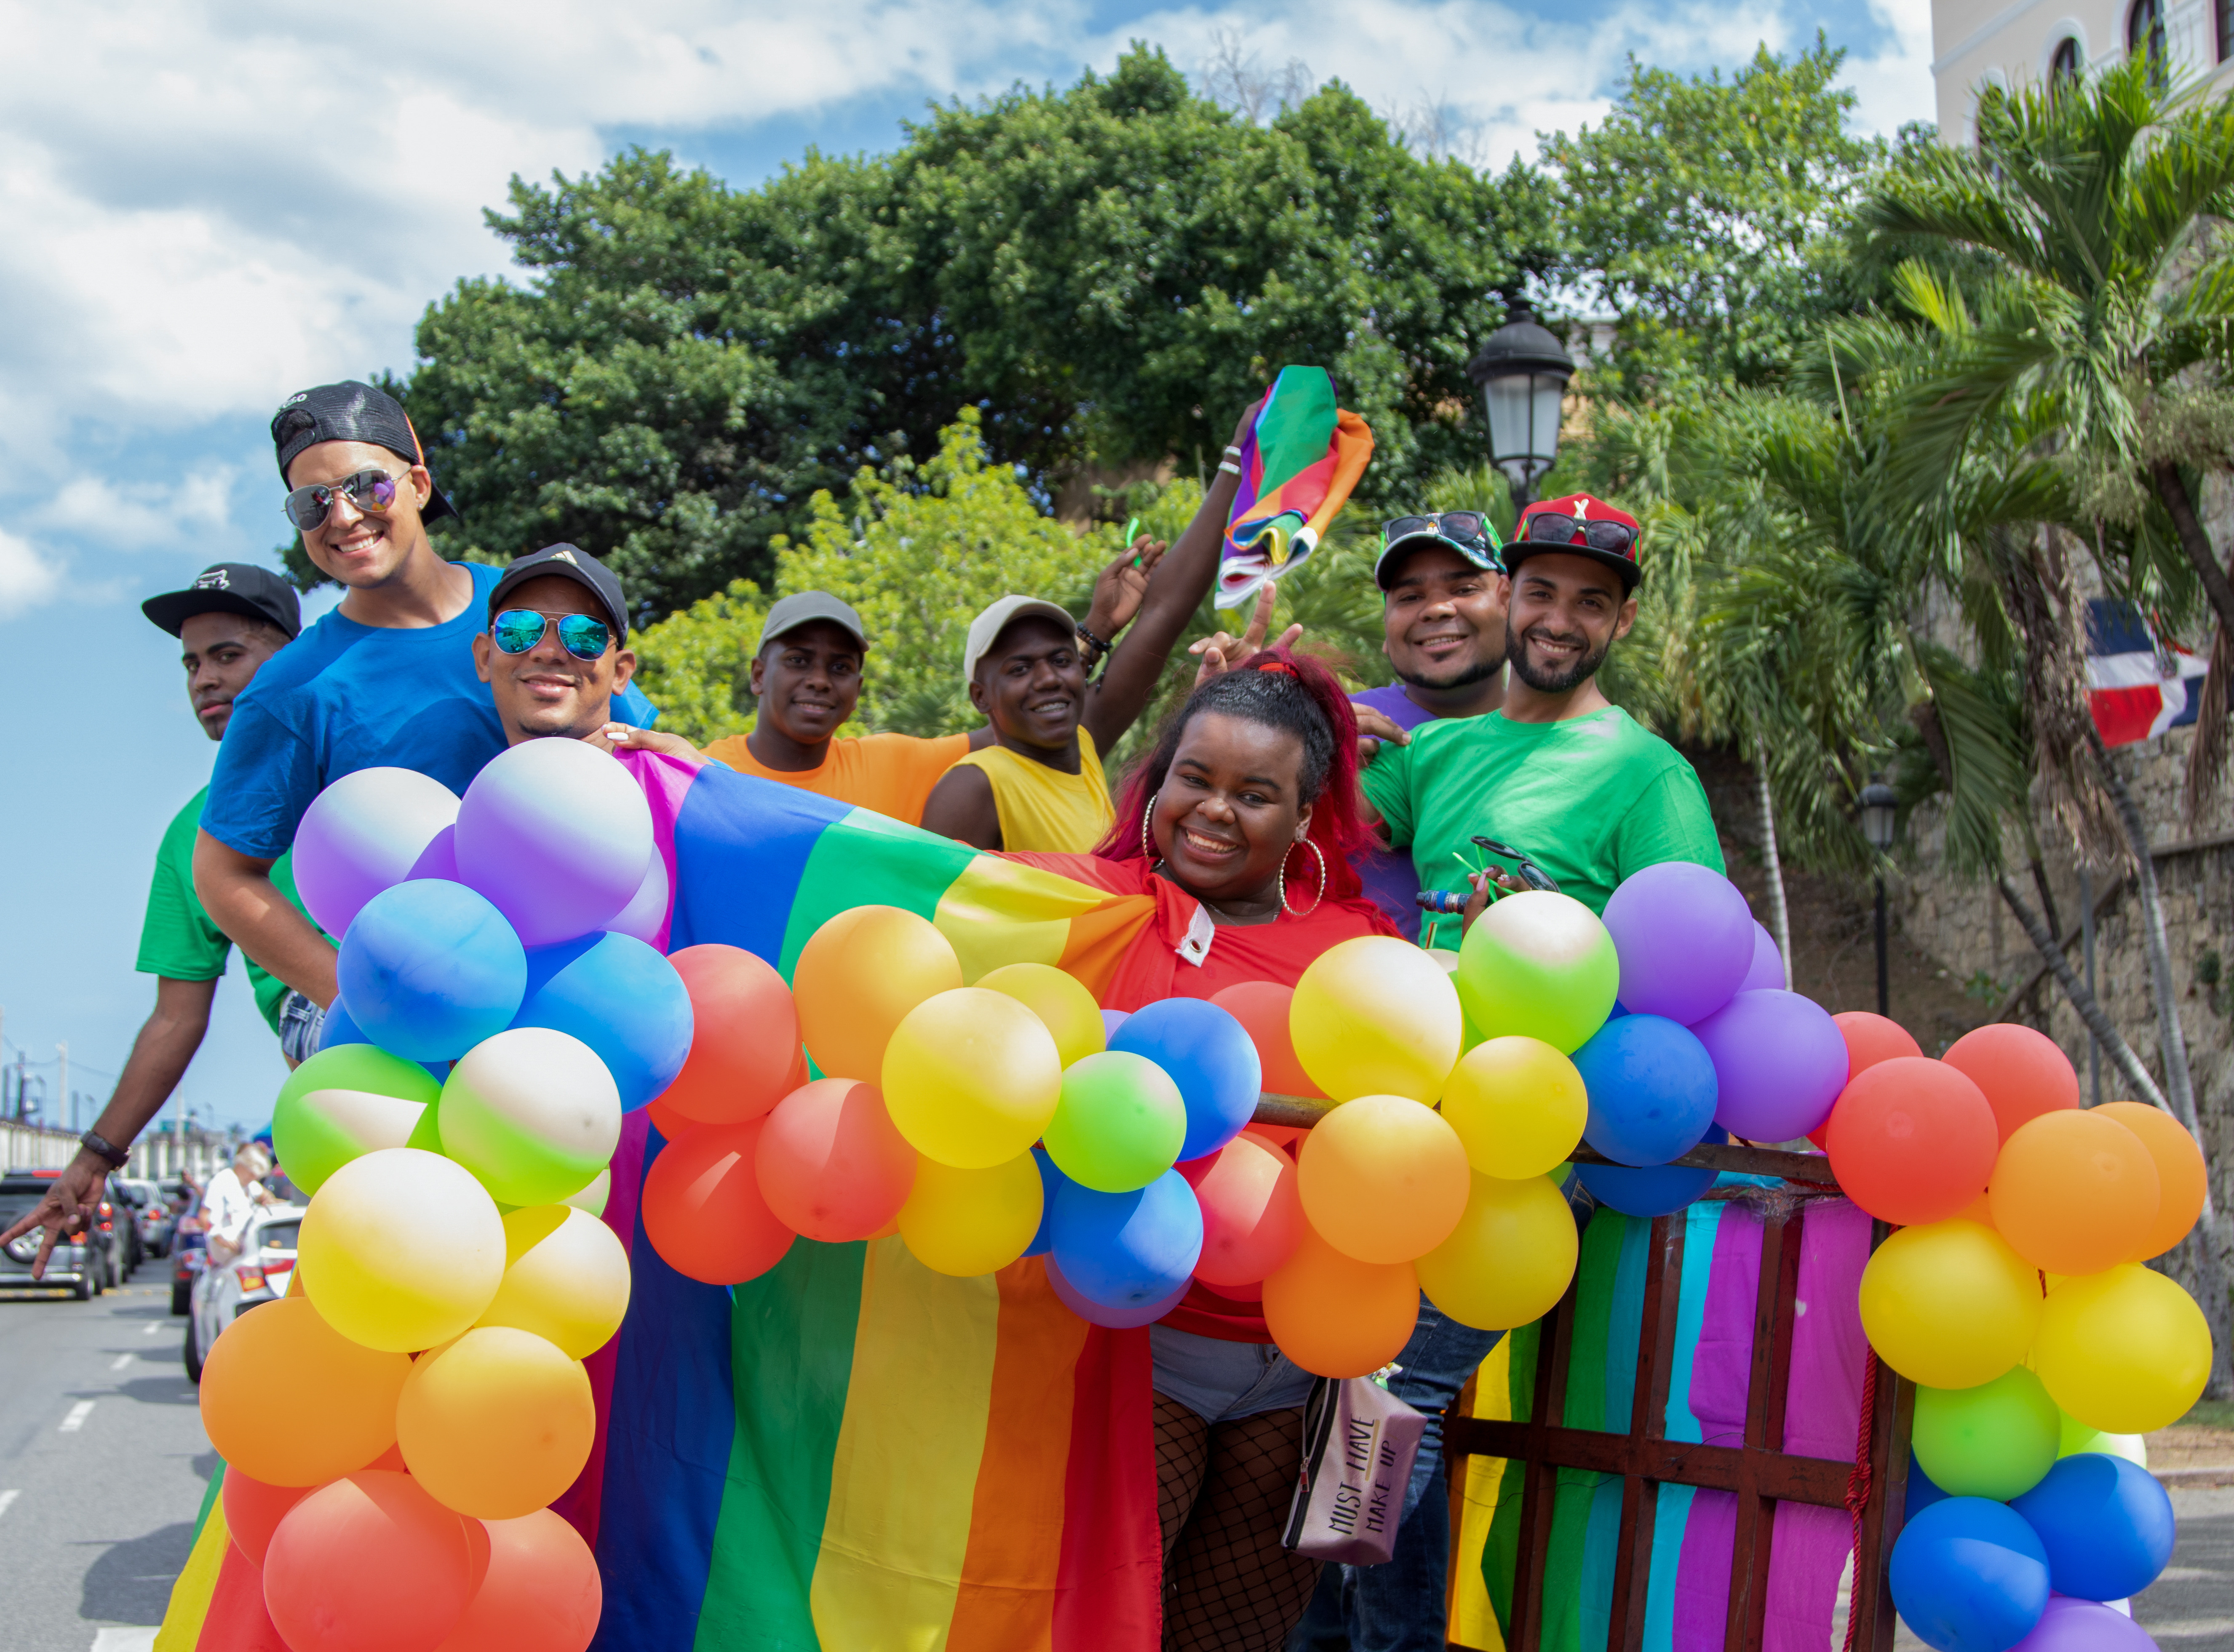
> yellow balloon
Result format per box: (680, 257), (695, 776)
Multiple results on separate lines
(976, 962), (1108, 1069)
(1857, 1220), (2041, 1389)
(396, 1326), (595, 1519)
(2033, 1264), (2212, 1435)
(1415, 1172), (1579, 1330)
(298, 1148), (506, 1353)
(795, 905), (963, 1081)
(896, 1153), (1044, 1276)
(474, 1205), (632, 1359)
(1291, 937), (1461, 1103)
(1438, 1036), (1587, 1180)
(883, 988), (1062, 1168)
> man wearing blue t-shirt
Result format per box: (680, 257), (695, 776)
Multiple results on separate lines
(194, 381), (653, 1012)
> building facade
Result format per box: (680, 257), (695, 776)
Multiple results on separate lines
(1932, 0), (2234, 139)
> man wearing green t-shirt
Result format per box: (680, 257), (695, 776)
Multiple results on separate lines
(0, 563), (311, 1277)
(1360, 494), (1722, 926)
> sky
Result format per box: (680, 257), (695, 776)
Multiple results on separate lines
(0, 0), (1934, 1131)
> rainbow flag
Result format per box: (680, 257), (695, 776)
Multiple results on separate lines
(1217, 366), (1375, 609)
(161, 755), (1177, 1651)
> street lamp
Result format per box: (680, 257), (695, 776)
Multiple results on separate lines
(1858, 782), (1899, 1017)
(1467, 297), (1576, 507)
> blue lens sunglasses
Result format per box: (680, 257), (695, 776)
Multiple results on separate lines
(491, 609), (611, 660)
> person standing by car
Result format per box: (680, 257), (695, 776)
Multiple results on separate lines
(200, 1143), (274, 1267)
(0, 563), (307, 1279)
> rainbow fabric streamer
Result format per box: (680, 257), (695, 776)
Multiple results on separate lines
(1217, 366), (1375, 609)
(1454, 1195), (1873, 1652)
(161, 756), (1177, 1652)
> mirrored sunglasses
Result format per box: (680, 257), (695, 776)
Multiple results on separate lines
(1379, 511), (1504, 568)
(281, 469), (400, 531)
(491, 609), (612, 660)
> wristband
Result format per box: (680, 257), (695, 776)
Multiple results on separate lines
(80, 1130), (128, 1170)
(1075, 621), (1110, 661)
(1222, 444), (1243, 458)
(1218, 459), (1242, 476)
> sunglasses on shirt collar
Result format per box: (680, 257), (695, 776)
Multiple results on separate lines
(1380, 511), (1504, 570)
(490, 609), (612, 660)
(281, 468), (403, 531)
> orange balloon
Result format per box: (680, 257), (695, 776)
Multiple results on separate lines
(1192, 1132), (1304, 1287)
(1263, 1225), (1419, 1377)
(264, 1471), (476, 1652)
(1943, 1024), (2081, 1142)
(1823, 1057), (1999, 1226)
(1296, 1095), (1470, 1263)
(793, 906), (962, 1081)
(641, 1119), (796, 1285)
(2095, 1101), (2208, 1259)
(397, 1328), (596, 1520)
(754, 1078), (917, 1242)
(1210, 981), (1325, 1100)
(661, 945), (800, 1125)
(1988, 1110), (2161, 1274)
(434, 1510), (603, 1652)
(1811, 1013), (1919, 1146)
(223, 1467), (310, 1567)
(200, 1295), (411, 1487)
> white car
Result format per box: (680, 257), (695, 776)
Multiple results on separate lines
(184, 1204), (303, 1384)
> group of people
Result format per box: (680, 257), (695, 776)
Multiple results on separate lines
(4, 376), (1723, 1652)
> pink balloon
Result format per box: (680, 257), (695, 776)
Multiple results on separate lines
(754, 1078), (917, 1242)
(293, 768), (460, 937)
(1045, 1257), (1189, 1327)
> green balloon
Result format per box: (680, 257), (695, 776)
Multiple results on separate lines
(2057, 1406), (2150, 1468)
(1913, 1365), (2061, 1500)
(1043, 1051), (1187, 1193)
(1455, 892), (1619, 1055)
(271, 1044), (442, 1195)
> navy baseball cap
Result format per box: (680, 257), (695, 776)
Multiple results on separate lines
(142, 562), (302, 640)
(489, 544), (631, 642)
(270, 381), (459, 523)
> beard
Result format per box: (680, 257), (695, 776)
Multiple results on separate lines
(1395, 655), (1503, 692)
(1507, 625), (1610, 694)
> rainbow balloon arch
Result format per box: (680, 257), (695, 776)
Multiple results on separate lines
(198, 744), (2211, 1652)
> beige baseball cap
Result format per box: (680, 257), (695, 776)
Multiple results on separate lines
(961, 595), (1078, 692)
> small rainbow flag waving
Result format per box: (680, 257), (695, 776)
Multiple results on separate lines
(1217, 366), (1375, 609)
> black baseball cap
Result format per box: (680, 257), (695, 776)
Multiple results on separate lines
(488, 545), (631, 643)
(142, 563), (303, 640)
(270, 381), (459, 523)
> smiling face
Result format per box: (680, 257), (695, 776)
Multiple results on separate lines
(1504, 552), (1636, 694)
(1382, 543), (1508, 690)
(1147, 711), (1312, 907)
(971, 616), (1086, 753)
(285, 439), (436, 590)
(471, 574), (636, 743)
(178, 611), (287, 741)
(749, 620), (864, 744)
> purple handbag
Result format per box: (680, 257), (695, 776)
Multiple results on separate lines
(1281, 1374), (1427, 1564)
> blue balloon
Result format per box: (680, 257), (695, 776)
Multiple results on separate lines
(1048, 1169), (1203, 1308)
(316, 998), (448, 1081)
(1575, 1126), (1726, 1216)
(1889, 1498), (2049, 1652)
(1024, 1146), (1066, 1258)
(1905, 1450), (1951, 1522)
(1572, 1013), (1718, 1166)
(511, 931), (695, 1111)
(337, 879), (527, 1063)
(2010, 1453), (2175, 1603)
(1111, 998), (1262, 1162)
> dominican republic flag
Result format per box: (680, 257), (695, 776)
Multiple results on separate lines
(2088, 598), (2212, 746)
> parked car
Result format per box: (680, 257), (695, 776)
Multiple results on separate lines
(0, 1172), (125, 1300)
(123, 1177), (174, 1258)
(105, 1175), (144, 1278)
(185, 1204), (302, 1383)
(169, 1180), (206, 1316)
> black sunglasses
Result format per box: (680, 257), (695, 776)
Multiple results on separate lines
(1515, 512), (1635, 555)
(1381, 511), (1504, 566)
(491, 609), (612, 660)
(281, 468), (401, 532)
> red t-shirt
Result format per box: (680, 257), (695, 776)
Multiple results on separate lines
(1007, 853), (1398, 1341)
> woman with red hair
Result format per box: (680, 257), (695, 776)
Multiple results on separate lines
(1009, 645), (1397, 1651)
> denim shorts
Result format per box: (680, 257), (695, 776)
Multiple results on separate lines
(1151, 1324), (1316, 1423)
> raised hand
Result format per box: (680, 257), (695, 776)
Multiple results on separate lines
(1088, 536), (1168, 641)
(1187, 583), (1302, 688)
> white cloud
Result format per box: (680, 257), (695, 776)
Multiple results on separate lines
(0, 527), (63, 617)
(1840, 0), (1938, 136)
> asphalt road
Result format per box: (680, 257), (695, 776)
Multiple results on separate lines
(0, 1269), (207, 1652)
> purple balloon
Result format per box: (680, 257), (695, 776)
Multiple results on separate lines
(1101, 1009), (1132, 1038)
(2009, 1598), (2154, 1651)
(292, 767), (460, 937)
(1694, 990), (1849, 1141)
(606, 850), (671, 946)
(1740, 922), (1785, 991)
(454, 739), (655, 948)
(1603, 863), (1754, 1025)
(1045, 1255), (1190, 1327)
(406, 823), (457, 883)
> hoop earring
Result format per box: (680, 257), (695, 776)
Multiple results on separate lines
(1278, 837), (1327, 917)
(1141, 793), (1160, 864)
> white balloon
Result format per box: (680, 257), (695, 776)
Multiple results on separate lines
(440, 1026), (623, 1206)
(293, 767), (461, 937)
(454, 739), (655, 947)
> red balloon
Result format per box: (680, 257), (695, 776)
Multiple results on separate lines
(1823, 1057), (1999, 1225)
(1192, 1132), (1304, 1287)
(754, 1078), (917, 1242)
(641, 1118), (796, 1284)
(263, 1471), (476, 1652)
(433, 1511), (602, 1652)
(661, 945), (800, 1125)
(1210, 982), (1325, 1100)
(223, 1467), (310, 1568)
(1807, 1013), (1919, 1147)
(1941, 1023), (2081, 1142)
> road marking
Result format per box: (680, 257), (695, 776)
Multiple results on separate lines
(0, 1490), (18, 1519)
(59, 1400), (94, 1432)
(109, 1353), (132, 1371)
(91, 1631), (158, 1652)
(142, 1322), (161, 1336)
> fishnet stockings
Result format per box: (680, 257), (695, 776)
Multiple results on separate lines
(1154, 1393), (1321, 1652)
